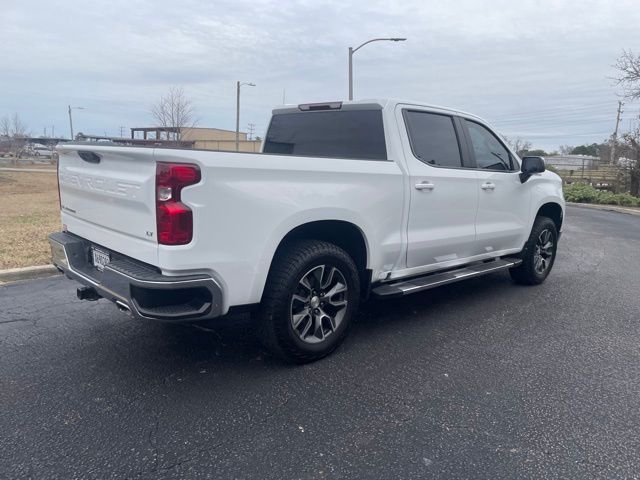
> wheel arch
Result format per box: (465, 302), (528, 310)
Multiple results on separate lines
(262, 220), (371, 300)
(536, 202), (564, 232)
(275, 219), (369, 270)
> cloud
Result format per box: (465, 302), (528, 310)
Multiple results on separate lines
(1, 0), (639, 148)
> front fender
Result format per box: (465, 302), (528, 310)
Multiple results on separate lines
(527, 172), (565, 234)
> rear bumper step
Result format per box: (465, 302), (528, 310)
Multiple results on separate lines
(49, 231), (224, 322)
(372, 258), (521, 298)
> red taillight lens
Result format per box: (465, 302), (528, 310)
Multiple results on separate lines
(157, 202), (194, 245)
(156, 162), (200, 245)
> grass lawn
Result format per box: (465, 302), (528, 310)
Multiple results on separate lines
(0, 171), (60, 269)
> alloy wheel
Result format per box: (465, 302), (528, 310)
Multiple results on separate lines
(289, 265), (349, 344)
(533, 229), (554, 275)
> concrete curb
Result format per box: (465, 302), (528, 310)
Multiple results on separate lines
(0, 167), (56, 173)
(0, 265), (61, 284)
(567, 202), (640, 217)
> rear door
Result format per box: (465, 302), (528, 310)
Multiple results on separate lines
(461, 119), (531, 254)
(57, 145), (159, 265)
(399, 108), (479, 269)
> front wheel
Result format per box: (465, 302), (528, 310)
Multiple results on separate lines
(258, 240), (360, 363)
(510, 216), (558, 285)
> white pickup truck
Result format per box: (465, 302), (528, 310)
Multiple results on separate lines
(50, 99), (564, 362)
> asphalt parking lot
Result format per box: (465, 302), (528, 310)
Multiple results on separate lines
(2, 206), (640, 479)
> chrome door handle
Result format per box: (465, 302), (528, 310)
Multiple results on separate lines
(415, 181), (435, 191)
(481, 182), (495, 190)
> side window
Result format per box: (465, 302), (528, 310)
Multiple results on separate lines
(465, 120), (513, 171)
(404, 110), (463, 168)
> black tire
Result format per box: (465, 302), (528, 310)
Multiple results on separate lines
(509, 216), (558, 285)
(258, 239), (360, 363)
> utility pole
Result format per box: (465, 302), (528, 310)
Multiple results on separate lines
(247, 123), (255, 140)
(235, 81), (255, 151)
(68, 105), (85, 141)
(52, 125), (55, 138)
(236, 81), (240, 151)
(610, 100), (623, 164)
(68, 105), (74, 140)
(119, 126), (125, 138)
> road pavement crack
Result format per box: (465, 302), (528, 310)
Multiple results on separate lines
(0, 318), (34, 325)
(146, 410), (160, 475)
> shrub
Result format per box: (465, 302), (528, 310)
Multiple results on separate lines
(563, 184), (601, 203)
(563, 183), (640, 207)
(615, 192), (640, 207)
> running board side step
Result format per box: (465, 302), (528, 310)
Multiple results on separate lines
(372, 258), (522, 298)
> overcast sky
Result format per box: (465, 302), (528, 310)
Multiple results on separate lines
(2, 0), (639, 150)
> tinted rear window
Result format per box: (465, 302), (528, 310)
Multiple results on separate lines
(403, 110), (463, 168)
(263, 110), (387, 160)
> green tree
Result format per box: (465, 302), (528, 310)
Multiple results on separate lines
(523, 149), (548, 157)
(570, 144), (600, 156)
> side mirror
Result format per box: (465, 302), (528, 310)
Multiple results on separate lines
(520, 156), (545, 183)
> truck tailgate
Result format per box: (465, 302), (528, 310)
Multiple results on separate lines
(56, 144), (159, 266)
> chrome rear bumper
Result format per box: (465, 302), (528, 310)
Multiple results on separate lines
(49, 231), (224, 322)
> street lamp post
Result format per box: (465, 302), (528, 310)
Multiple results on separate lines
(68, 105), (85, 141)
(236, 81), (255, 151)
(348, 38), (406, 100)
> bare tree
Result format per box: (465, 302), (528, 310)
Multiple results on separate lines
(558, 144), (574, 155)
(1, 113), (28, 137)
(11, 112), (28, 137)
(503, 136), (532, 157)
(0, 117), (10, 137)
(619, 125), (640, 196)
(0, 113), (29, 162)
(614, 50), (640, 100)
(150, 87), (197, 141)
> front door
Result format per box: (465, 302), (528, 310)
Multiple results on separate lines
(400, 108), (479, 269)
(462, 119), (531, 254)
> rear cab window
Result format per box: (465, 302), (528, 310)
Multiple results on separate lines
(263, 109), (387, 160)
(402, 110), (467, 168)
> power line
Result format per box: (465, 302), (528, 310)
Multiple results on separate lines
(489, 105), (620, 123)
(486, 100), (621, 119)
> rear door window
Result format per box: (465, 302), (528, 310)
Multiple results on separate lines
(263, 110), (387, 160)
(403, 110), (464, 168)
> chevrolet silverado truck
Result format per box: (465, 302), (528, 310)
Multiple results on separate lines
(49, 99), (564, 362)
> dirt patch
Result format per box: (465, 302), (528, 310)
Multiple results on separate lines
(0, 171), (60, 269)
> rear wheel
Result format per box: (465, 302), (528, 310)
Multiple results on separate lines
(510, 216), (558, 285)
(259, 240), (360, 363)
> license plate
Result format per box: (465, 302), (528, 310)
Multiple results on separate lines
(91, 246), (111, 272)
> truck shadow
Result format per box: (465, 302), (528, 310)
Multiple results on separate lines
(148, 271), (515, 368)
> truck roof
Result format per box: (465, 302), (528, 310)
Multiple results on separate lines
(272, 98), (486, 123)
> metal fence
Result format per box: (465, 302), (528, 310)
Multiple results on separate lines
(545, 155), (633, 192)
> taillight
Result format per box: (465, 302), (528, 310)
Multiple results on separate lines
(155, 162), (201, 245)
